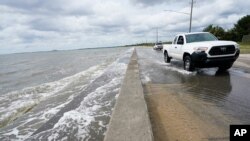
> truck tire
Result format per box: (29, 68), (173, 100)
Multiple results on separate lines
(164, 51), (171, 63)
(218, 64), (232, 72)
(184, 56), (194, 71)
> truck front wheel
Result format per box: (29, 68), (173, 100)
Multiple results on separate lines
(164, 51), (171, 63)
(218, 64), (232, 72)
(184, 56), (194, 71)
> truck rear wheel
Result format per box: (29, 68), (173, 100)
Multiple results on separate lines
(164, 51), (171, 63)
(184, 56), (194, 71)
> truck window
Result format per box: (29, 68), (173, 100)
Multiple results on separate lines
(173, 36), (178, 44)
(185, 33), (218, 43)
(177, 36), (184, 45)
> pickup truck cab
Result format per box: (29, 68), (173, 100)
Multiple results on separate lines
(163, 32), (240, 71)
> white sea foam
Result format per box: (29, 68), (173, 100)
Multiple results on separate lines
(140, 71), (152, 84)
(0, 64), (108, 141)
(155, 60), (196, 75)
(42, 77), (123, 141)
(0, 47), (133, 141)
(164, 65), (196, 75)
(0, 65), (105, 129)
(31, 48), (133, 141)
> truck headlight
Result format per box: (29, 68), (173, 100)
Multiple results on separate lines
(235, 44), (240, 50)
(193, 47), (208, 53)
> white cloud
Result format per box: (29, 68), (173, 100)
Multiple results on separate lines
(0, 0), (249, 54)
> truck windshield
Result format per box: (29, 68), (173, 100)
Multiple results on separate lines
(185, 33), (218, 43)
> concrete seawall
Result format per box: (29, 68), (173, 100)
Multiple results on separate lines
(104, 48), (153, 141)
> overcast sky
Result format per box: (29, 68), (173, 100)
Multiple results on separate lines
(0, 0), (249, 54)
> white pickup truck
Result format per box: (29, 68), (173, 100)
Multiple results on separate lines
(163, 32), (240, 71)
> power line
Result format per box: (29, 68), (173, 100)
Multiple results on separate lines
(164, 10), (189, 15)
(164, 0), (195, 33)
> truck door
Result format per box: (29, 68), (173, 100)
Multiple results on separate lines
(169, 36), (178, 58)
(175, 35), (184, 60)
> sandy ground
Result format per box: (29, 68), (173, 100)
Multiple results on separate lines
(144, 84), (229, 141)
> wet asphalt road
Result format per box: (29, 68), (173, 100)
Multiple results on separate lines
(136, 47), (250, 133)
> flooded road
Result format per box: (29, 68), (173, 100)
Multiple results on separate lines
(136, 47), (250, 141)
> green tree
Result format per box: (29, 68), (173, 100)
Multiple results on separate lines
(203, 24), (213, 32)
(223, 28), (238, 41)
(234, 15), (250, 41)
(203, 25), (225, 39)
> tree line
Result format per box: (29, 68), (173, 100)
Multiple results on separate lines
(203, 15), (250, 42)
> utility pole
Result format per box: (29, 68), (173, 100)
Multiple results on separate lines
(164, 0), (194, 32)
(189, 0), (194, 32)
(156, 27), (158, 43)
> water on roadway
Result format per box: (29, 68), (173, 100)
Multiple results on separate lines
(136, 47), (250, 140)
